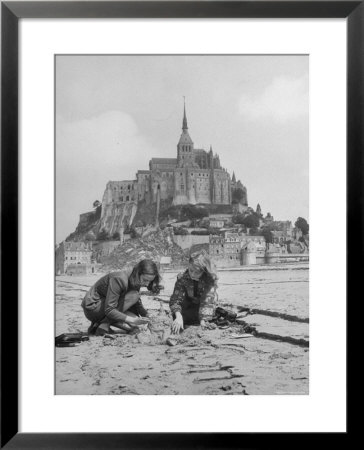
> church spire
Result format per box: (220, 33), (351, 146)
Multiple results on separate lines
(182, 97), (188, 130)
(232, 171), (236, 182)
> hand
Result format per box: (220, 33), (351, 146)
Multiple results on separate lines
(127, 316), (150, 327)
(151, 284), (164, 294)
(171, 313), (184, 334)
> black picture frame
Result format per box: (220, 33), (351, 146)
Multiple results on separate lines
(1, 1), (358, 447)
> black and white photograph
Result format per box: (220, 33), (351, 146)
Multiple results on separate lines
(55, 54), (309, 395)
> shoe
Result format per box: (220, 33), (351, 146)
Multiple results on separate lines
(95, 327), (114, 336)
(55, 333), (89, 347)
(88, 322), (99, 335)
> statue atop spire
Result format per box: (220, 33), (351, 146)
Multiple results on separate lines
(182, 96), (188, 130)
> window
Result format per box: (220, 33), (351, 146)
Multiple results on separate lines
(126, 196), (129, 201)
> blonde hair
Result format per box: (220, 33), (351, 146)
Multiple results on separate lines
(189, 250), (218, 281)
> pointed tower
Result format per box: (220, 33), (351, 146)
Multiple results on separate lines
(232, 171), (236, 183)
(177, 99), (194, 167)
(182, 101), (188, 130)
(256, 203), (262, 217)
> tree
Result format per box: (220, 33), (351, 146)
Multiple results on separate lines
(261, 227), (273, 244)
(242, 214), (260, 229)
(232, 188), (246, 204)
(129, 227), (139, 239)
(181, 205), (208, 221)
(112, 232), (120, 240)
(97, 229), (109, 241)
(191, 230), (209, 235)
(173, 227), (189, 236)
(295, 217), (309, 235)
(232, 213), (245, 225)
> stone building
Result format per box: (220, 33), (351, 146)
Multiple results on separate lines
(55, 241), (93, 275)
(99, 102), (248, 229)
(223, 232), (241, 263)
(209, 232), (241, 267)
(66, 263), (96, 276)
(209, 213), (233, 228)
(209, 235), (225, 261)
(209, 218), (225, 228)
(241, 241), (257, 265)
(240, 234), (266, 247)
(264, 212), (274, 225)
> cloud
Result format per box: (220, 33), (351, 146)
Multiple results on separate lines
(239, 74), (308, 122)
(56, 110), (155, 242)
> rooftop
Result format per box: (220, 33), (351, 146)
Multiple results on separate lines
(64, 242), (92, 252)
(150, 158), (177, 164)
(178, 130), (193, 145)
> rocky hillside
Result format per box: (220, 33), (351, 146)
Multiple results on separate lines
(99, 202), (137, 237)
(66, 206), (101, 241)
(133, 200), (233, 228)
(67, 200), (234, 242)
(66, 202), (138, 242)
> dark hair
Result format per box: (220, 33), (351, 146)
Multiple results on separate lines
(129, 259), (162, 291)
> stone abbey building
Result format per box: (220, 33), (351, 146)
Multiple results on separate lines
(101, 103), (247, 212)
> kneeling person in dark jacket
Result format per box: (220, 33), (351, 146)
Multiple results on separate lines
(82, 259), (162, 336)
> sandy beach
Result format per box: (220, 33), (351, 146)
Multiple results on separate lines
(55, 263), (309, 395)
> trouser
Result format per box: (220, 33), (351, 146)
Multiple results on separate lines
(180, 299), (200, 325)
(82, 285), (139, 325)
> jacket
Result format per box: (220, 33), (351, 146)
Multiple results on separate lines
(169, 269), (218, 321)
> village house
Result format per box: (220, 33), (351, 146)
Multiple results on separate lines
(55, 241), (94, 275)
(209, 231), (242, 267)
(208, 213), (233, 229)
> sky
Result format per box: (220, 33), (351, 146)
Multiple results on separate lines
(56, 55), (308, 244)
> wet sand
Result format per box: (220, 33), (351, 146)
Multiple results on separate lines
(56, 264), (309, 395)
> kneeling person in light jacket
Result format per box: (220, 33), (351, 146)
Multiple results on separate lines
(169, 250), (218, 334)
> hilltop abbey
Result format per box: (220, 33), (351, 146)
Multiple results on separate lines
(101, 103), (248, 211)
